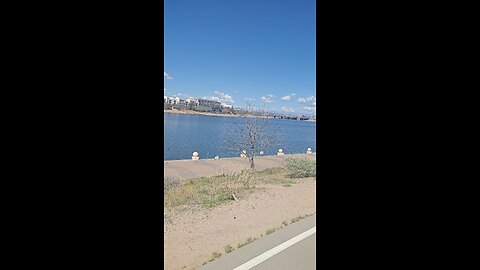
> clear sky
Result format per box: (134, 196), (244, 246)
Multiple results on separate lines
(164, 0), (316, 116)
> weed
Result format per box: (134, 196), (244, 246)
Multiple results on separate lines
(208, 251), (222, 262)
(291, 215), (308, 224)
(237, 237), (254, 248)
(164, 166), (305, 212)
(266, 228), (276, 235)
(212, 252), (222, 259)
(164, 177), (180, 192)
(282, 220), (288, 226)
(256, 167), (284, 176)
(164, 171), (258, 209)
(285, 158), (316, 178)
(291, 216), (301, 223)
(224, 244), (233, 253)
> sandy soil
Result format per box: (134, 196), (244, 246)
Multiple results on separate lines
(164, 179), (316, 270)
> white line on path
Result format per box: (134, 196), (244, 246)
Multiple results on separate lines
(232, 226), (316, 270)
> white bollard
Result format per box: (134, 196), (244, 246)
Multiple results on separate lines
(192, 152), (199, 160)
(307, 148), (312, 154)
(277, 149), (284, 156)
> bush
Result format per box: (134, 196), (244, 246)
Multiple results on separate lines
(285, 157), (316, 178)
(164, 177), (180, 193)
(224, 244), (233, 253)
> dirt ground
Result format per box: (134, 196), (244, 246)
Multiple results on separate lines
(164, 178), (316, 270)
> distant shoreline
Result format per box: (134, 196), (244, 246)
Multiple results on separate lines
(164, 109), (316, 121)
(164, 109), (240, 118)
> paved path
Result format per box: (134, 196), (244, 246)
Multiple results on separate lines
(197, 214), (316, 270)
(164, 153), (316, 180)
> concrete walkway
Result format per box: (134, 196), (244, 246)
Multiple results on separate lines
(164, 153), (316, 180)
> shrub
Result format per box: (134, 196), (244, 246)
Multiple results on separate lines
(164, 177), (180, 193)
(285, 157), (316, 178)
(224, 244), (233, 253)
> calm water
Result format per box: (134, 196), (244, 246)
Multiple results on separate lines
(164, 113), (316, 160)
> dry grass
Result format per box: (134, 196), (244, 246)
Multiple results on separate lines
(164, 177), (180, 193)
(285, 157), (316, 178)
(164, 170), (256, 209)
(211, 252), (222, 259)
(291, 214), (309, 224)
(164, 168), (298, 210)
(237, 237), (254, 248)
(265, 228), (276, 235)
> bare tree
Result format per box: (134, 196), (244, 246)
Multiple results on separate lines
(224, 114), (282, 170)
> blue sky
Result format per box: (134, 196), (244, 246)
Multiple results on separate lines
(164, 0), (316, 116)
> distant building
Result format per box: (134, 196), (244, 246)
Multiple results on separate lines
(184, 98), (199, 106)
(164, 96), (180, 105)
(164, 96), (226, 112)
(197, 98), (221, 107)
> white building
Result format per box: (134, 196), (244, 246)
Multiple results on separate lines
(164, 96), (229, 111)
(164, 96), (181, 105)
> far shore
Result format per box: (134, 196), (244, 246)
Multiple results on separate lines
(164, 109), (241, 118)
(164, 109), (316, 121)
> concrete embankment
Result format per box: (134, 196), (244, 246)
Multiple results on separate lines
(164, 153), (316, 180)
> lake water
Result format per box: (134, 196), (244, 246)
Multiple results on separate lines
(164, 113), (317, 160)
